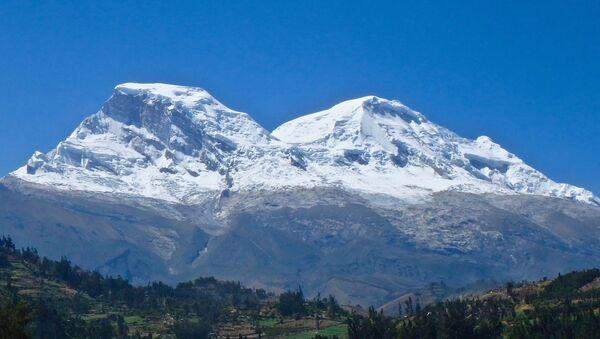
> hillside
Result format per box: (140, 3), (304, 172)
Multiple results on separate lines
(3, 235), (600, 338)
(0, 237), (348, 338)
(347, 268), (600, 338)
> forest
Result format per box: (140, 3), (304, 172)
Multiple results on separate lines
(2, 236), (600, 338)
(0, 236), (345, 338)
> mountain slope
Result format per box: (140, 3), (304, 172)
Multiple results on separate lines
(1, 83), (599, 307)
(0, 236), (274, 338)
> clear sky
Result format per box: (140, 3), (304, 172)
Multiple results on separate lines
(1, 1), (599, 194)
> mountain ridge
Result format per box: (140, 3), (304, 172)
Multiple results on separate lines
(1, 83), (599, 307)
(7, 82), (598, 206)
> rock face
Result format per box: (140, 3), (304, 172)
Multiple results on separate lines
(1, 83), (599, 306)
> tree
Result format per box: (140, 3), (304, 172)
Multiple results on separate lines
(277, 286), (306, 317)
(0, 253), (9, 268)
(347, 307), (398, 339)
(404, 297), (414, 316)
(326, 295), (342, 318)
(506, 281), (514, 297)
(0, 301), (31, 339)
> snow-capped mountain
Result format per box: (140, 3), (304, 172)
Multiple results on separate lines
(9, 83), (598, 205)
(273, 95), (597, 204)
(2, 83), (599, 307)
(14, 83), (295, 203)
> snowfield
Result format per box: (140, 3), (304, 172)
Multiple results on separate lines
(11, 83), (599, 206)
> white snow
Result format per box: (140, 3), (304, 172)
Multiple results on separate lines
(9, 83), (598, 206)
(115, 83), (216, 108)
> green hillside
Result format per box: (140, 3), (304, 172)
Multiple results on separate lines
(347, 269), (600, 338)
(0, 236), (347, 338)
(2, 234), (600, 339)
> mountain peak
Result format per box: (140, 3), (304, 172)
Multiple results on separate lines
(104, 82), (268, 142)
(115, 82), (206, 95)
(333, 95), (425, 121)
(113, 83), (223, 110)
(272, 95), (425, 145)
(338, 95), (381, 106)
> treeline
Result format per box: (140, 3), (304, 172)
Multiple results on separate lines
(2, 237), (267, 315)
(5, 235), (599, 338)
(0, 236), (270, 338)
(0, 236), (348, 338)
(343, 268), (600, 339)
(277, 286), (344, 319)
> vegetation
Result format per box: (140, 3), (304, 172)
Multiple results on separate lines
(347, 307), (398, 339)
(345, 269), (600, 339)
(278, 287), (307, 317)
(0, 236), (347, 338)
(2, 235), (600, 338)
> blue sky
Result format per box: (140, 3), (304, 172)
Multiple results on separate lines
(1, 1), (599, 194)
